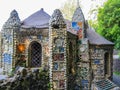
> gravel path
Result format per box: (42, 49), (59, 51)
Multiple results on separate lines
(113, 74), (120, 87)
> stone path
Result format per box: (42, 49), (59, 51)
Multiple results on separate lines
(113, 74), (120, 87)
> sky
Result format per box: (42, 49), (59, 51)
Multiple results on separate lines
(0, 0), (96, 30)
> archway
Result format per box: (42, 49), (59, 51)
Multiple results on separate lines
(68, 42), (75, 90)
(104, 52), (109, 76)
(28, 41), (42, 67)
(69, 42), (74, 74)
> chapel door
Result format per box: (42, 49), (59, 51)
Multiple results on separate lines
(28, 41), (42, 67)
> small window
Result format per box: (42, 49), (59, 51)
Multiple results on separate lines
(28, 41), (42, 67)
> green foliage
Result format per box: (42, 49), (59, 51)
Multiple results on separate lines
(88, 20), (98, 30)
(114, 71), (120, 76)
(8, 67), (16, 77)
(0, 69), (50, 90)
(97, 0), (120, 49)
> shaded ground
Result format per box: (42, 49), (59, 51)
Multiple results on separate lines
(113, 74), (120, 87)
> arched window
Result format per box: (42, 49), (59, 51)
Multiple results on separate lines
(28, 41), (42, 67)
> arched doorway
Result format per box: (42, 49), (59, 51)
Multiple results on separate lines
(69, 42), (74, 74)
(28, 41), (42, 67)
(68, 42), (75, 90)
(104, 52), (109, 76)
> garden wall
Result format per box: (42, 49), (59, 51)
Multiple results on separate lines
(113, 59), (120, 72)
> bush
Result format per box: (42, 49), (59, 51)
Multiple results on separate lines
(114, 71), (120, 76)
(0, 68), (50, 90)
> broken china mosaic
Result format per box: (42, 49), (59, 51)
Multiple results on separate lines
(48, 10), (67, 88)
(77, 38), (90, 89)
(2, 29), (13, 74)
(72, 22), (83, 39)
(77, 63), (90, 89)
(50, 27), (66, 90)
(90, 48), (105, 80)
(0, 6), (115, 90)
(53, 62), (65, 71)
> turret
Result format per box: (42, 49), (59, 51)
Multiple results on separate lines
(3, 10), (21, 29)
(1, 10), (21, 74)
(72, 0), (90, 89)
(72, 0), (85, 40)
(49, 9), (67, 90)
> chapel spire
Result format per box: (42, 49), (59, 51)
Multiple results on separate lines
(3, 10), (21, 29)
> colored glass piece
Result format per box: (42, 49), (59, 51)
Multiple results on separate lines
(72, 22), (80, 31)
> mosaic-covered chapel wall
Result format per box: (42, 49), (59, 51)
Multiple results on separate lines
(72, 5), (91, 89)
(15, 28), (49, 68)
(89, 45), (113, 82)
(49, 9), (67, 90)
(1, 10), (21, 74)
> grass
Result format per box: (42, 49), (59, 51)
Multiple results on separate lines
(113, 71), (120, 76)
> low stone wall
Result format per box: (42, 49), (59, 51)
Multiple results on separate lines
(113, 59), (120, 72)
(113, 74), (120, 87)
(110, 57), (120, 87)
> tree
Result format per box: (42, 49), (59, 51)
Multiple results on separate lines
(88, 0), (107, 30)
(60, 0), (77, 20)
(97, 0), (120, 49)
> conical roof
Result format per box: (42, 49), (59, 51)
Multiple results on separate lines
(22, 8), (50, 28)
(72, 6), (85, 22)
